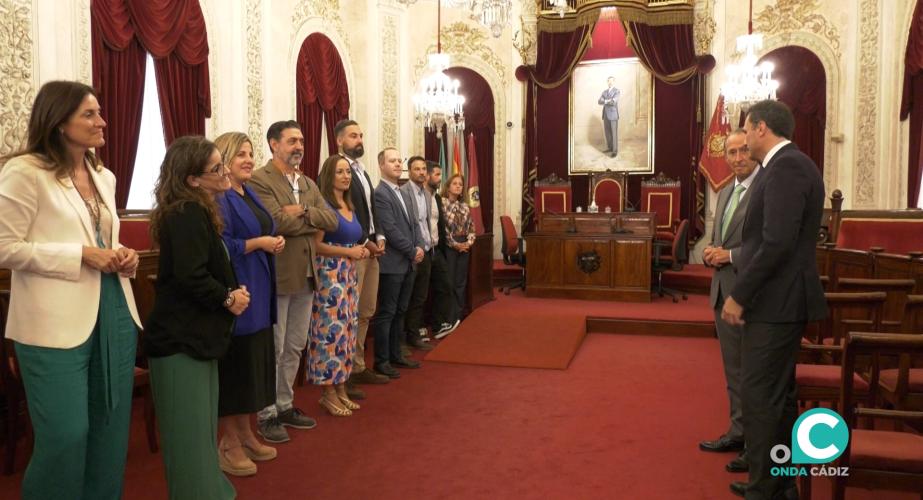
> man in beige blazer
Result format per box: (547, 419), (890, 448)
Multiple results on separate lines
(249, 120), (337, 443)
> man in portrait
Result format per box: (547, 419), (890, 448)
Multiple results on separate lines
(598, 76), (620, 157)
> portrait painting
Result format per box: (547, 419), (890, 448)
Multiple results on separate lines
(569, 57), (654, 175)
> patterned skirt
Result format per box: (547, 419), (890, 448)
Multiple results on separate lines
(307, 251), (358, 385)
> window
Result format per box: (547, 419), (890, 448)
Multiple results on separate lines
(126, 55), (167, 209)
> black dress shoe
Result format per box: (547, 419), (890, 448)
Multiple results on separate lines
(699, 435), (745, 453)
(374, 363), (401, 379)
(407, 337), (433, 351)
(729, 481), (747, 498)
(391, 357), (421, 369)
(726, 454), (748, 473)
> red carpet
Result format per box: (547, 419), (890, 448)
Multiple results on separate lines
(0, 304), (912, 499)
(427, 291), (713, 369)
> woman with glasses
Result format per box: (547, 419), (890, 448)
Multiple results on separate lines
(0, 80), (141, 499)
(145, 136), (249, 499)
(213, 132), (282, 475)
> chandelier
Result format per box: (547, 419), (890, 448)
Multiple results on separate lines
(413, 0), (465, 134)
(720, 0), (779, 122)
(549, 0), (569, 18)
(474, 0), (512, 38)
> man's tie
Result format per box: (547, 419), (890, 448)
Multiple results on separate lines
(721, 184), (746, 240)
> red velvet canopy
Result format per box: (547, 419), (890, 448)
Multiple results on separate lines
(901, 0), (923, 207)
(295, 33), (350, 179)
(92, 0), (211, 207)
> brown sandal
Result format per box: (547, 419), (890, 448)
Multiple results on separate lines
(218, 440), (257, 476)
(319, 397), (352, 417)
(338, 395), (360, 411)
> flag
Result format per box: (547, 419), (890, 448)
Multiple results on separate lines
(459, 128), (468, 180)
(452, 133), (462, 177)
(466, 133), (484, 234)
(698, 94), (735, 191)
(438, 131), (447, 188)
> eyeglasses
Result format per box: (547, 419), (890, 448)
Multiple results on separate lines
(200, 163), (227, 177)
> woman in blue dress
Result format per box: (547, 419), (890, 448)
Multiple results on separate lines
(309, 155), (369, 417)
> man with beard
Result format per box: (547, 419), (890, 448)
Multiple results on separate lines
(249, 120), (337, 443)
(400, 156), (436, 350)
(335, 120), (390, 394)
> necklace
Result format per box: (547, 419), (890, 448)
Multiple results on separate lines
(70, 171), (102, 233)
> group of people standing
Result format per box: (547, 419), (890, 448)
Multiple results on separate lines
(0, 80), (475, 499)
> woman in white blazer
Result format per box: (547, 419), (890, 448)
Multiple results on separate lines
(0, 81), (141, 499)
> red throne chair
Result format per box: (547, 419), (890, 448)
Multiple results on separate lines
(641, 172), (681, 236)
(589, 169), (626, 212)
(534, 172), (572, 215)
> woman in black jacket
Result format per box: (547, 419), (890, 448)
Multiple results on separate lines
(144, 136), (250, 499)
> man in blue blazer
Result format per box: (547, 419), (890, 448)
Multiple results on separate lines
(721, 101), (827, 499)
(372, 148), (425, 378)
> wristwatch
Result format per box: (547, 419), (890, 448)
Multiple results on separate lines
(223, 289), (236, 308)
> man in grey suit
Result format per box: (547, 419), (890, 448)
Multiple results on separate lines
(597, 76), (620, 157)
(700, 128), (760, 473)
(722, 100), (827, 499)
(401, 156), (436, 351)
(372, 148), (425, 379)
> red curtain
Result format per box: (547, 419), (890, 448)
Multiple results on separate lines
(759, 46), (825, 172)
(296, 33), (350, 179)
(515, 21), (597, 229)
(902, 0), (923, 207)
(91, 0), (210, 207)
(423, 67), (495, 232)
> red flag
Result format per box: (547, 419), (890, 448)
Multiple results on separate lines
(452, 134), (461, 176)
(466, 133), (485, 234)
(698, 95), (734, 191)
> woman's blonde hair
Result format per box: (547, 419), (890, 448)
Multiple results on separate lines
(214, 132), (252, 174)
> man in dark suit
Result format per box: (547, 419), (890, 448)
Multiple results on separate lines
(597, 76), (620, 157)
(400, 156), (436, 351)
(335, 119), (390, 393)
(372, 148), (425, 378)
(426, 162), (460, 337)
(700, 128), (760, 473)
(721, 100), (827, 499)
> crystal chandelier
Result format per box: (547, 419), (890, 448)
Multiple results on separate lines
(473, 0), (512, 38)
(413, 0), (465, 134)
(720, 0), (779, 122)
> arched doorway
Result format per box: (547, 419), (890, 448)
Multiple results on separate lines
(295, 33), (350, 179)
(759, 46), (826, 171)
(424, 67), (496, 232)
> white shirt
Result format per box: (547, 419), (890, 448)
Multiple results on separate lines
(760, 139), (791, 168)
(381, 179), (410, 222)
(345, 155), (376, 236)
(410, 182), (432, 250)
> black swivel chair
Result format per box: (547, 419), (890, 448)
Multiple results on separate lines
(652, 219), (689, 302)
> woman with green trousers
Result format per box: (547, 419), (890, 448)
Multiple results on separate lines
(145, 136), (250, 499)
(0, 80), (142, 499)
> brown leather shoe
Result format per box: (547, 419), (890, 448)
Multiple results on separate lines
(350, 369), (389, 385)
(345, 380), (366, 400)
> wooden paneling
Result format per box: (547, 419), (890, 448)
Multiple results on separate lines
(465, 233), (495, 313)
(586, 317), (715, 337)
(526, 237), (564, 286)
(613, 239), (649, 289)
(563, 239), (611, 287)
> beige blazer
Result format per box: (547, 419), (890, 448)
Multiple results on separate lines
(248, 160), (337, 295)
(0, 154), (141, 348)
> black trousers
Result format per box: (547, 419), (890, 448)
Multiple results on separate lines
(429, 249), (455, 326)
(404, 251), (432, 335)
(740, 321), (803, 500)
(444, 247), (470, 321)
(372, 269), (415, 367)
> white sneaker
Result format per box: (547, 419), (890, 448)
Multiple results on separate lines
(419, 327), (429, 338)
(434, 319), (461, 340)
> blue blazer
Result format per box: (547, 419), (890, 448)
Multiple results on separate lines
(217, 185), (278, 336)
(374, 182), (420, 275)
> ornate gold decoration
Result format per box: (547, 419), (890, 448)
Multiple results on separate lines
(380, 15), (398, 148)
(246, 0), (264, 165)
(693, 0), (715, 56)
(0, 0), (34, 157)
(537, 0), (694, 26)
(77, 0), (91, 84)
(415, 22), (507, 87)
(853, 0), (879, 205)
(754, 0), (841, 58)
(292, 0), (352, 58)
(513, 17), (537, 65)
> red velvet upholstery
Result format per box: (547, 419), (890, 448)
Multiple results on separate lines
(119, 218), (152, 251)
(593, 179), (623, 212)
(641, 172), (681, 230)
(879, 368), (923, 392)
(534, 186), (571, 214)
(850, 429), (923, 473)
(795, 364), (869, 391)
(835, 219), (923, 254)
(500, 216), (519, 257)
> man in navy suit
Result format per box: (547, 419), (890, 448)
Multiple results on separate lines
(721, 100), (827, 499)
(372, 148), (425, 378)
(597, 76), (620, 157)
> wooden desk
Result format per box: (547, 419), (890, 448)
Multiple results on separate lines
(465, 233), (495, 314)
(526, 212), (654, 302)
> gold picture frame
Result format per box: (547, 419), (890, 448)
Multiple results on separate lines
(568, 57), (655, 175)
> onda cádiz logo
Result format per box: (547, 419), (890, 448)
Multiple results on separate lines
(770, 408), (850, 477)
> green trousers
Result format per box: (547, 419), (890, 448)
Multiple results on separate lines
(15, 273), (137, 500)
(149, 353), (236, 500)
